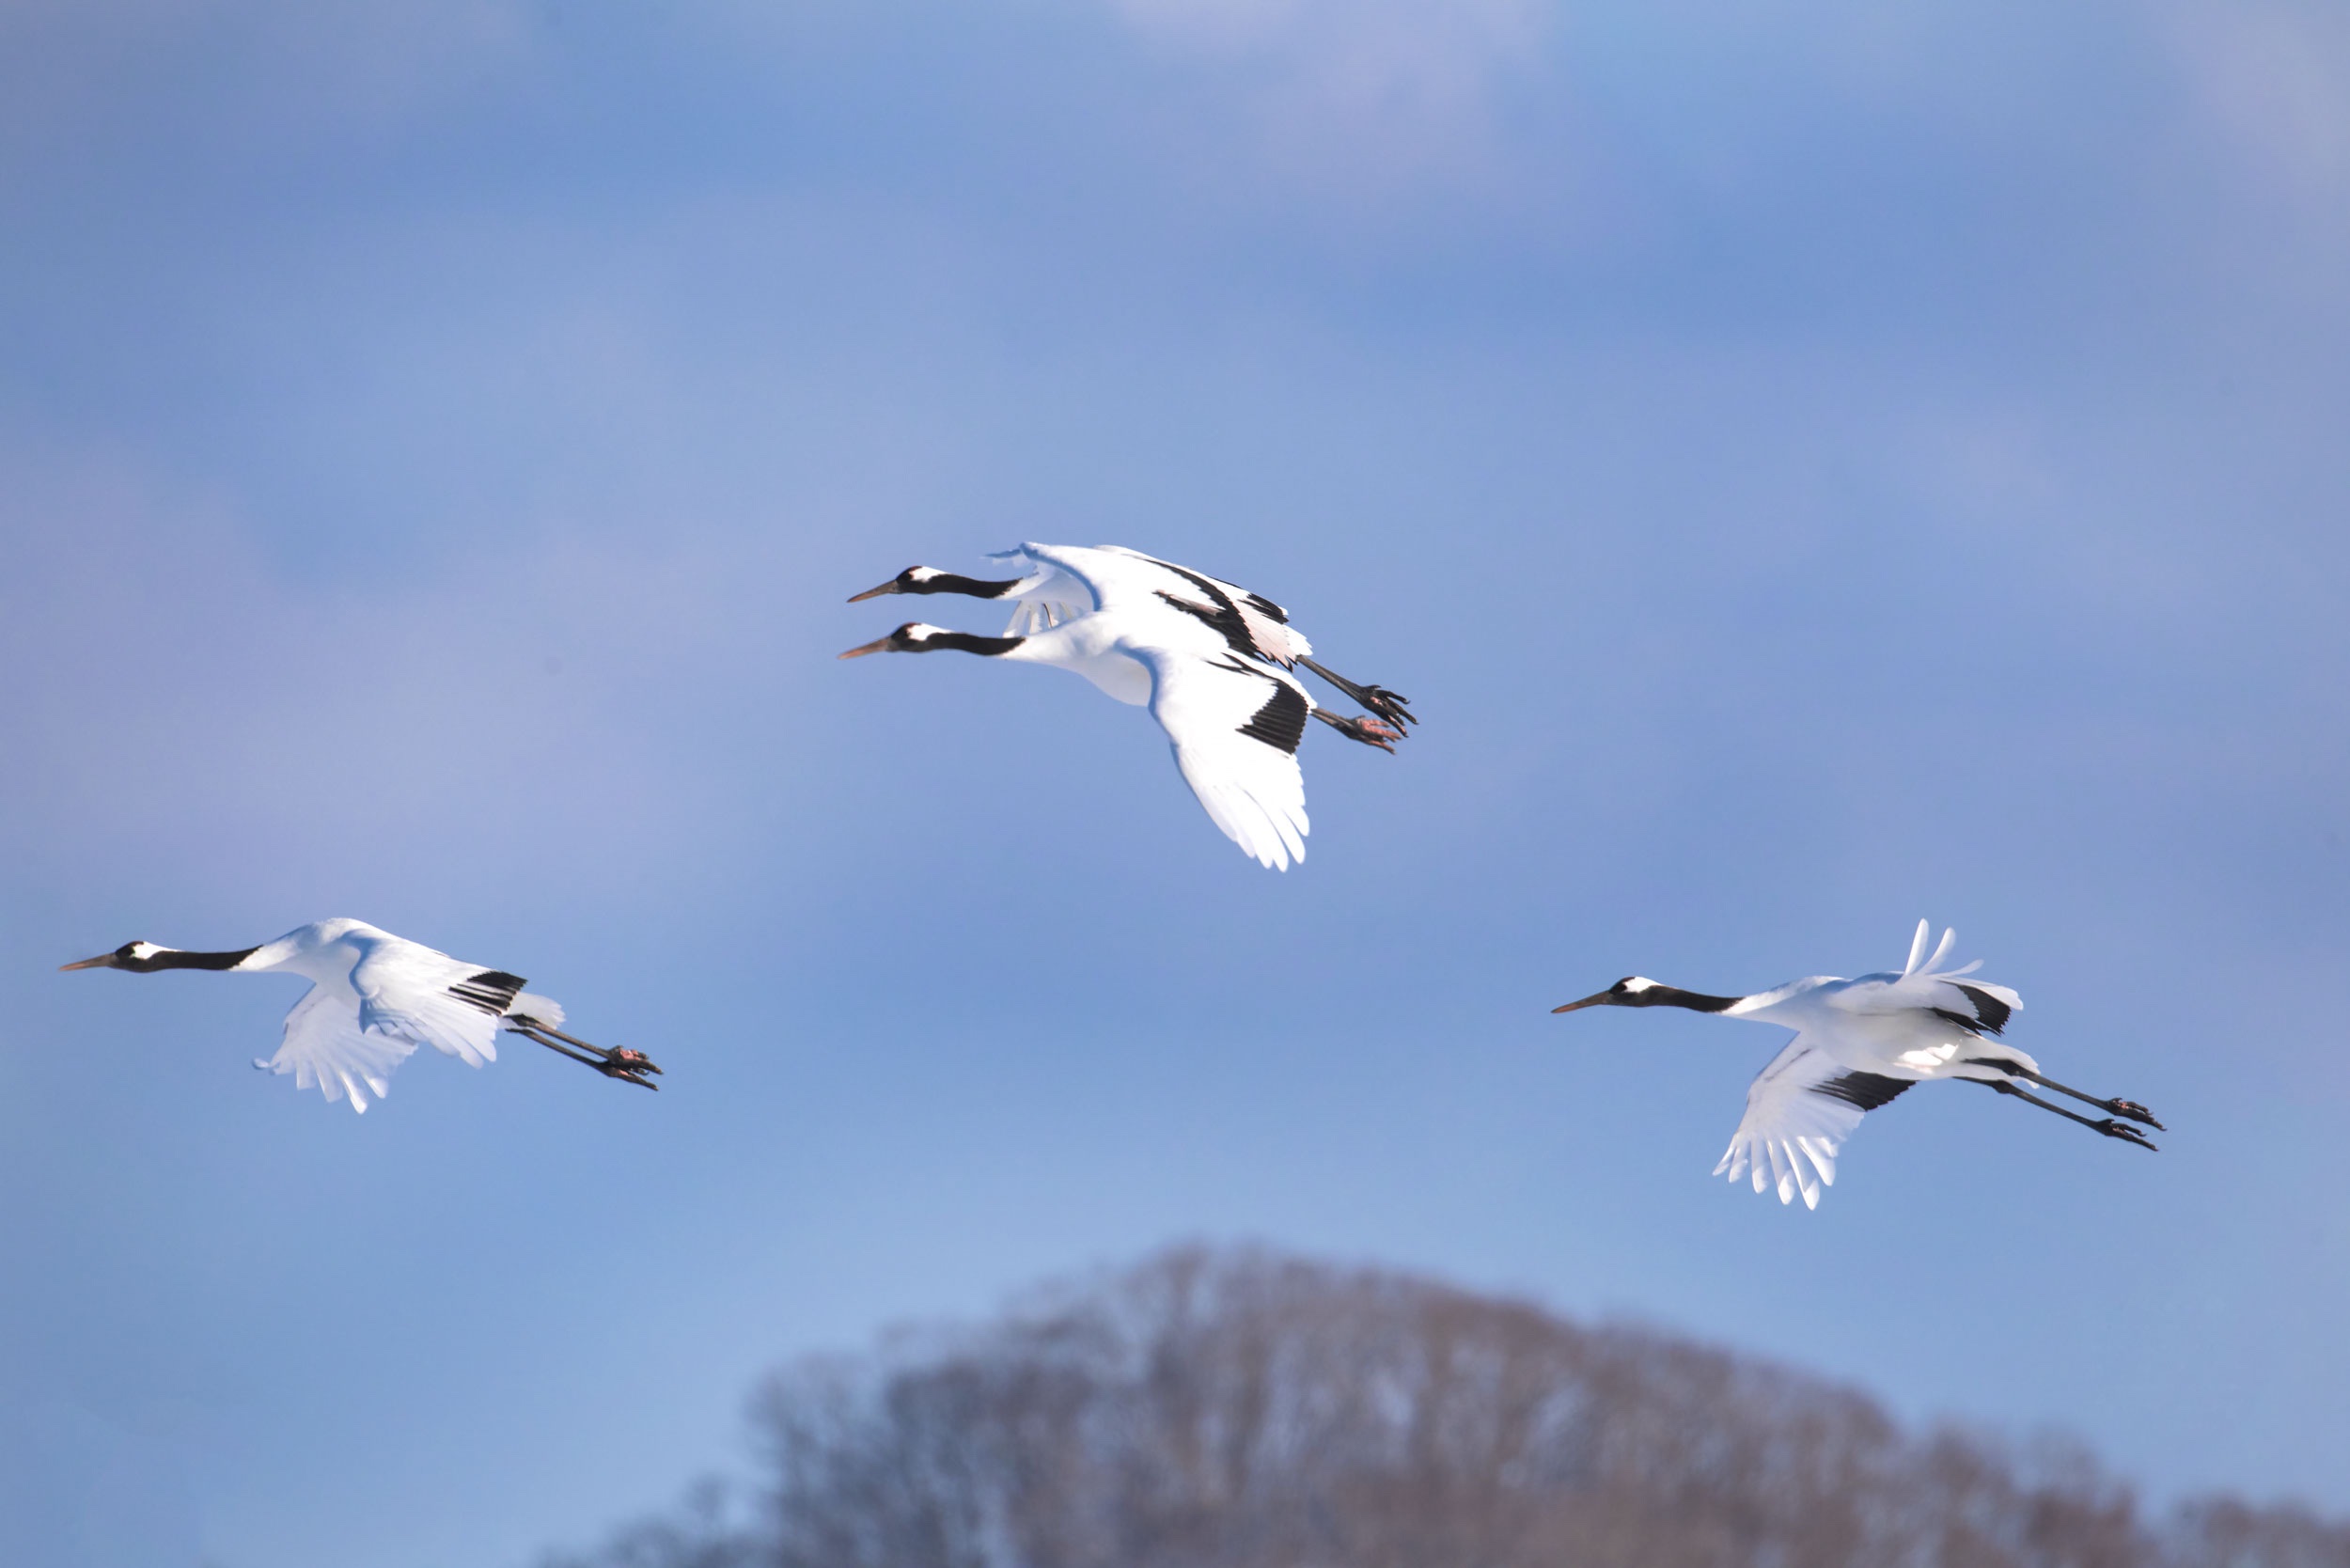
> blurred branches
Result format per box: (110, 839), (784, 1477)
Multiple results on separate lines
(540, 1247), (2350, 1568)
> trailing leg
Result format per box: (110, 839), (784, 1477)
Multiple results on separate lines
(1310, 708), (1403, 751)
(2012, 1066), (2162, 1130)
(1976, 1078), (2155, 1150)
(1297, 658), (1417, 732)
(508, 1016), (663, 1090)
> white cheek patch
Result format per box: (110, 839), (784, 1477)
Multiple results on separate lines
(129, 942), (163, 961)
(908, 567), (941, 582)
(1622, 977), (1656, 993)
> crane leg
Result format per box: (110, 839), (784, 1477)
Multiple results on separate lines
(1296, 658), (1417, 731)
(1978, 1079), (2155, 1150)
(2009, 1067), (2162, 1130)
(506, 1017), (663, 1090)
(1310, 708), (1402, 751)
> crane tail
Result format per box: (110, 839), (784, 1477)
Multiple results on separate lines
(509, 993), (567, 1031)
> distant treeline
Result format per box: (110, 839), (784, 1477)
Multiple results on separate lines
(541, 1247), (2350, 1568)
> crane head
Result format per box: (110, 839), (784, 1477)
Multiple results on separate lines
(1552, 976), (1741, 1015)
(838, 623), (1024, 659)
(839, 621), (949, 658)
(848, 567), (944, 602)
(1551, 977), (1657, 1012)
(60, 940), (164, 972)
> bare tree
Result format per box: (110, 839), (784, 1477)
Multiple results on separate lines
(540, 1247), (2350, 1568)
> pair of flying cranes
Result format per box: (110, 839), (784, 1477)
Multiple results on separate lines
(62, 543), (2161, 1209)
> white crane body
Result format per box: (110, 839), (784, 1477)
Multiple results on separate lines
(991, 614), (1154, 705)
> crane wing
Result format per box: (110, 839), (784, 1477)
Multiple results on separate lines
(983, 547), (1099, 635)
(1825, 924), (2023, 1035)
(253, 983), (420, 1115)
(341, 943), (521, 1071)
(1134, 644), (1312, 870)
(997, 543), (1152, 613)
(251, 929), (570, 1113)
(1004, 543), (1311, 664)
(1714, 1040), (1913, 1209)
(1100, 545), (1311, 662)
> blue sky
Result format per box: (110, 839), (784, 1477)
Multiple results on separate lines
(3, 2), (2346, 1563)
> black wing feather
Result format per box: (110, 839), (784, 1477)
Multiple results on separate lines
(1810, 1072), (1913, 1112)
(1236, 679), (1308, 755)
(449, 968), (526, 1016)
(1154, 587), (1260, 660)
(1953, 982), (2013, 1034)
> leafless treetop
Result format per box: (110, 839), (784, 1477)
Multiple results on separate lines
(543, 1247), (2350, 1568)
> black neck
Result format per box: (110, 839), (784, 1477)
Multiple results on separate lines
(923, 632), (1025, 656)
(912, 573), (1025, 600)
(130, 947), (259, 973)
(1641, 986), (1742, 1013)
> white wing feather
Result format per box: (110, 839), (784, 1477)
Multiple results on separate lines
(251, 933), (567, 1114)
(997, 543), (1312, 664)
(979, 544), (1319, 867)
(984, 548), (1098, 635)
(1825, 926), (2021, 1022)
(1714, 1042), (1899, 1209)
(350, 944), (510, 1067)
(253, 985), (419, 1115)
(1134, 644), (1310, 870)
(508, 992), (567, 1029)
(1902, 918), (1931, 975)
(1098, 545), (1313, 662)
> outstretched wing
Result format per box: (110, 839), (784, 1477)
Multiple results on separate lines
(253, 983), (419, 1115)
(1100, 545), (1311, 663)
(982, 547), (1100, 635)
(253, 935), (568, 1114)
(1714, 1040), (1914, 1209)
(1006, 543), (1311, 665)
(1133, 644), (1312, 870)
(348, 944), (513, 1070)
(998, 544), (1157, 615)
(1825, 921), (2024, 1035)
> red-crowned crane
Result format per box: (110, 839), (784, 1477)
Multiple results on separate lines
(62, 918), (658, 1112)
(1552, 921), (2161, 1207)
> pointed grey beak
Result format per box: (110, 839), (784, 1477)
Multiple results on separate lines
(60, 953), (118, 971)
(1551, 991), (1615, 1014)
(847, 580), (901, 604)
(838, 634), (899, 659)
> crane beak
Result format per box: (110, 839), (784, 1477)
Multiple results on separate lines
(1550, 991), (1615, 1014)
(59, 952), (118, 971)
(847, 580), (901, 603)
(838, 634), (899, 659)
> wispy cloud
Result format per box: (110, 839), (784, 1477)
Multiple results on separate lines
(0, 0), (534, 165)
(1099, 0), (1555, 204)
(2167, 0), (2350, 204)
(0, 439), (812, 912)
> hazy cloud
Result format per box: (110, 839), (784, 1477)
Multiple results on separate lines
(1099, 0), (1554, 201)
(2, 5), (2347, 1566)
(2169, 1), (2350, 196)
(0, 0), (534, 164)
